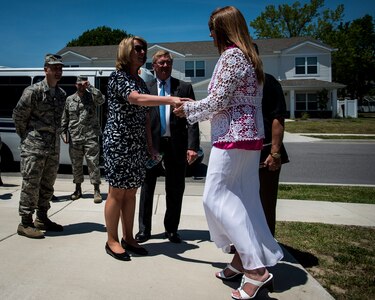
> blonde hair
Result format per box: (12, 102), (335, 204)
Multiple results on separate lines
(208, 6), (264, 84)
(115, 36), (148, 71)
(152, 49), (173, 64)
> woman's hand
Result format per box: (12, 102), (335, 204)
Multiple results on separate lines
(170, 96), (182, 108)
(180, 97), (194, 102)
(170, 96), (192, 107)
(173, 104), (186, 118)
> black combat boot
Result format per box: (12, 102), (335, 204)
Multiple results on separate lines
(34, 211), (63, 232)
(70, 183), (82, 200)
(17, 215), (44, 239)
(93, 184), (102, 204)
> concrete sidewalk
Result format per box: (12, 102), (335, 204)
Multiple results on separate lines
(1, 175), (373, 300)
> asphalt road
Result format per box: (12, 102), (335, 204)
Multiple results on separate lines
(280, 141), (375, 185)
(200, 141), (375, 185)
(3, 140), (374, 186)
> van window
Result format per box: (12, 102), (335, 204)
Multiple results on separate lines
(0, 76), (32, 118)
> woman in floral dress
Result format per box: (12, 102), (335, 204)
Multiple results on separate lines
(103, 36), (182, 261)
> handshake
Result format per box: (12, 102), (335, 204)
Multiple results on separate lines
(172, 97), (193, 118)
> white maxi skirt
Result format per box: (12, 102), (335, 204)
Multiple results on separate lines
(203, 146), (283, 270)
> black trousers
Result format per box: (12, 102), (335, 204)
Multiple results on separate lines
(259, 166), (281, 236)
(138, 138), (186, 234)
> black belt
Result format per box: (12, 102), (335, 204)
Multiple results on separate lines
(161, 137), (171, 142)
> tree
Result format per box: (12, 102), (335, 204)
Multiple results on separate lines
(250, 0), (344, 39)
(328, 15), (375, 100)
(67, 26), (132, 46)
(250, 1), (375, 100)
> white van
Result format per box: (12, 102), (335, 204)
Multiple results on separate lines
(0, 67), (154, 170)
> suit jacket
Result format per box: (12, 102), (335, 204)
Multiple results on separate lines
(260, 73), (289, 164)
(147, 77), (200, 161)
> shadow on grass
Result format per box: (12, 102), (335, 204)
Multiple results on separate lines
(280, 243), (319, 268)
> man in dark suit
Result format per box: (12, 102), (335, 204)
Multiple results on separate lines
(136, 50), (200, 243)
(259, 73), (289, 236)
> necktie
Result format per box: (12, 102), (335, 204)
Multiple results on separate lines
(159, 81), (166, 136)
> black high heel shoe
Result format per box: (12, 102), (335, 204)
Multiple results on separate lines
(121, 239), (148, 256)
(231, 273), (274, 299)
(105, 243), (131, 261)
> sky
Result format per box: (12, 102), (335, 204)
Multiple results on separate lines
(0, 0), (374, 67)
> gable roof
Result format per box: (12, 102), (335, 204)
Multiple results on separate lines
(57, 37), (333, 60)
(57, 45), (118, 60)
(255, 36), (333, 55)
(57, 42), (219, 60)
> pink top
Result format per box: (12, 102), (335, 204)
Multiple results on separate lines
(214, 140), (263, 150)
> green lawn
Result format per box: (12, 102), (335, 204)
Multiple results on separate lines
(277, 222), (375, 300)
(278, 184), (374, 204)
(278, 118), (375, 299)
(302, 135), (375, 139)
(285, 118), (375, 134)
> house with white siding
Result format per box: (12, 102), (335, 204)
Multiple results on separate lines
(58, 36), (345, 118)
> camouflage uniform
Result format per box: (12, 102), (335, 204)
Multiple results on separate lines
(61, 86), (105, 185)
(13, 79), (66, 217)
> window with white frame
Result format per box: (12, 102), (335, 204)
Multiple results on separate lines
(295, 57), (318, 75)
(185, 61), (205, 77)
(296, 93), (318, 110)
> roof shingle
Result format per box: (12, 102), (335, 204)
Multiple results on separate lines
(57, 37), (333, 59)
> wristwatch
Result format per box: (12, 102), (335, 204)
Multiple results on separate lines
(271, 152), (281, 159)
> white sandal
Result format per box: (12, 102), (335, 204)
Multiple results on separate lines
(215, 263), (243, 280)
(231, 273), (274, 299)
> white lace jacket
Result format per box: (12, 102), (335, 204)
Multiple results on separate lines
(184, 47), (264, 146)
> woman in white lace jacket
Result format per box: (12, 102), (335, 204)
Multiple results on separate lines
(174, 6), (283, 300)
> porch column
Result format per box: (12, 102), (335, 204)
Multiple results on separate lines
(290, 89), (295, 119)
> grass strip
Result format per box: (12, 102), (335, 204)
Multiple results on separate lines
(302, 135), (375, 140)
(285, 118), (375, 134)
(276, 221), (375, 300)
(278, 184), (375, 204)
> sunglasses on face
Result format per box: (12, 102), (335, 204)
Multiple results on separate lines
(134, 45), (146, 53)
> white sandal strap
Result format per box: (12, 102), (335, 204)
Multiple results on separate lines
(227, 263), (242, 274)
(237, 288), (251, 299)
(233, 274), (274, 299)
(242, 273), (273, 287)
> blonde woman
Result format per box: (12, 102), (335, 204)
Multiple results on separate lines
(103, 37), (182, 260)
(174, 6), (283, 299)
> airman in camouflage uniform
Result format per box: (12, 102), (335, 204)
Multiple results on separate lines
(61, 76), (105, 203)
(12, 54), (66, 239)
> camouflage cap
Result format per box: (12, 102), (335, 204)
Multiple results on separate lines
(76, 76), (88, 83)
(44, 53), (64, 65)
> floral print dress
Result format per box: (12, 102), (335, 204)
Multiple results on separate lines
(103, 70), (149, 189)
